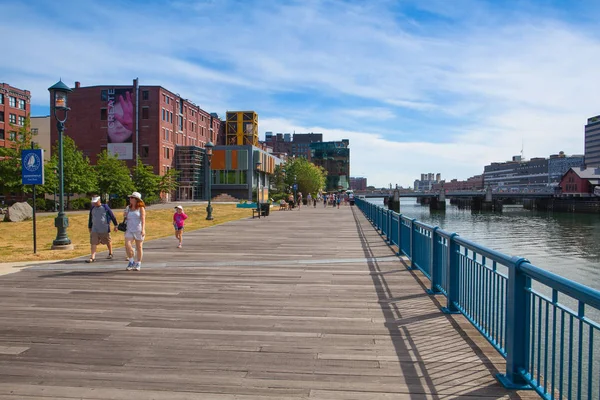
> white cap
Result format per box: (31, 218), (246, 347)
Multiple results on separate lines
(175, 205), (183, 211)
(91, 196), (101, 203)
(128, 191), (142, 200)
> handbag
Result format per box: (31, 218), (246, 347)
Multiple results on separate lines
(117, 220), (127, 232)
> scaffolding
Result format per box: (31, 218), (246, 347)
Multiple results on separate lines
(225, 111), (259, 146)
(174, 146), (206, 201)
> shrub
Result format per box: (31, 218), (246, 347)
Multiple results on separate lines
(69, 198), (91, 210)
(109, 198), (127, 209)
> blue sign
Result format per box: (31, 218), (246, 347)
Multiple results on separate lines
(293, 184), (298, 190)
(21, 149), (44, 185)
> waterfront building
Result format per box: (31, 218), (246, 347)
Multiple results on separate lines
(560, 166), (600, 196)
(264, 132), (322, 159)
(548, 152), (584, 185)
(414, 173), (441, 191)
(585, 115), (600, 167)
(310, 140), (350, 191)
(483, 156), (548, 190)
(350, 177), (367, 191)
(432, 175), (483, 191)
(0, 83), (31, 148)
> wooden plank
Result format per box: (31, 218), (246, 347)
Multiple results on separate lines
(0, 206), (533, 398)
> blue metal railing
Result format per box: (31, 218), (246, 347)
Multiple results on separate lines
(356, 198), (600, 399)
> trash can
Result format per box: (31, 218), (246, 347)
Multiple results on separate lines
(260, 203), (270, 216)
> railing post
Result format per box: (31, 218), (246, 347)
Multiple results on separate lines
(497, 257), (532, 389)
(387, 210), (394, 244)
(427, 227), (442, 295)
(397, 214), (403, 256)
(409, 219), (416, 269)
(442, 233), (461, 314)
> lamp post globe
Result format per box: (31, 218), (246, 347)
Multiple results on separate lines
(48, 79), (74, 250)
(205, 141), (214, 220)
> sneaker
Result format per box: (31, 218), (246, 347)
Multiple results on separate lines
(177, 243), (182, 248)
(126, 261), (135, 271)
(133, 262), (141, 271)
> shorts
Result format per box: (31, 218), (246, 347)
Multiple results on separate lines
(91, 232), (111, 245)
(174, 226), (184, 231)
(125, 231), (144, 241)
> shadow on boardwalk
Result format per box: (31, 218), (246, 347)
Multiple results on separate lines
(0, 205), (537, 399)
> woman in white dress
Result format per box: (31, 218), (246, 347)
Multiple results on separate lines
(123, 191), (146, 271)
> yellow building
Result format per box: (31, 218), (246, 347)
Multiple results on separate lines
(225, 111), (258, 146)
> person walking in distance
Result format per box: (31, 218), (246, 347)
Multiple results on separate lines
(86, 195), (118, 263)
(124, 192), (146, 271)
(306, 193), (312, 209)
(173, 205), (188, 248)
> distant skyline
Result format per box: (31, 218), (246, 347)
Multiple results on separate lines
(2, 0), (600, 187)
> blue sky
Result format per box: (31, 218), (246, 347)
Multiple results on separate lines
(2, 0), (600, 187)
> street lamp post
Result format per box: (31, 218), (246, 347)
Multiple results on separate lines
(256, 161), (262, 218)
(294, 175), (297, 205)
(48, 80), (73, 250)
(205, 141), (214, 220)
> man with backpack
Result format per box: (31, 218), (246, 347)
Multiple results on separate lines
(87, 195), (118, 263)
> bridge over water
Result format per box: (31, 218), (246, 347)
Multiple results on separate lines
(0, 202), (596, 398)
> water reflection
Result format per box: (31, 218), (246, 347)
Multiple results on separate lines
(369, 197), (600, 290)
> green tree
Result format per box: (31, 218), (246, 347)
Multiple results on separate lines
(157, 168), (180, 199)
(283, 157), (327, 197)
(95, 150), (134, 202)
(131, 159), (160, 202)
(0, 116), (38, 195)
(51, 136), (97, 206)
(270, 164), (287, 195)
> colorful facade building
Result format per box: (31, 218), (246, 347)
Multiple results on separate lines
(210, 145), (281, 200)
(225, 111), (259, 146)
(0, 83), (31, 148)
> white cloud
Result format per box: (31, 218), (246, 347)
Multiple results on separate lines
(2, 0), (599, 187)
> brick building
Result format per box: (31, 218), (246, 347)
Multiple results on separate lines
(560, 167), (600, 196)
(0, 83), (31, 148)
(50, 79), (223, 177)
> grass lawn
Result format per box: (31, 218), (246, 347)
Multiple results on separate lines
(0, 204), (258, 263)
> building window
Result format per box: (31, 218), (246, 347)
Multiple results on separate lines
(178, 116), (183, 130)
(18, 99), (26, 110)
(9, 131), (16, 141)
(170, 112), (173, 122)
(9, 97), (16, 108)
(101, 90), (108, 101)
(0, 129), (4, 139)
(0, 111), (3, 122)
(0, 94), (3, 103)
(31, 128), (38, 135)
(142, 90), (149, 100)
(18, 116), (25, 126)
(100, 108), (107, 120)
(142, 107), (149, 119)
(9, 114), (16, 124)
(166, 96), (170, 105)
(142, 145), (149, 158)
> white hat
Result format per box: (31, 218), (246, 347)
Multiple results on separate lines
(91, 196), (101, 203)
(128, 192), (142, 200)
(175, 205), (183, 211)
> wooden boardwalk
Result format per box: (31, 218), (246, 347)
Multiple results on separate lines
(0, 205), (538, 399)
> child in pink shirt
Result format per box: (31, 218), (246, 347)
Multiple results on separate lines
(173, 205), (188, 248)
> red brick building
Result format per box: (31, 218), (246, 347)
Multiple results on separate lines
(560, 167), (600, 195)
(50, 79), (223, 175)
(0, 83), (31, 148)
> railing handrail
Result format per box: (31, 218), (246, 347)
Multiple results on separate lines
(520, 261), (600, 310)
(354, 198), (600, 399)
